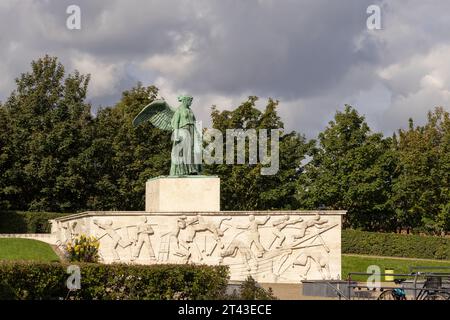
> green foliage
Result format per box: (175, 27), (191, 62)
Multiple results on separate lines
(0, 57), (171, 212)
(0, 56), (93, 212)
(297, 105), (397, 231)
(389, 108), (450, 234)
(342, 229), (450, 260)
(0, 211), (67, 233)
(84, 84), (172, 210)
(205, 96), (312, 210)
(238, 276), (277, 300)
(300, 105), (450, 233)
(65, 235), (99, 263)
(0, 262), (229, 300)
(0, 281), (17, 300)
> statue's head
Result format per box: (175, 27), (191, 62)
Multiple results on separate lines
(178, 95), (193, 107)
(177, 218), (187, 229)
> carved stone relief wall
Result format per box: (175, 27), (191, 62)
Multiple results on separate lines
(53, 212), (344, 283)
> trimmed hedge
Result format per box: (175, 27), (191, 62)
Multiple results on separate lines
(0, 211), (68, 233)
(342, 229), (450, 260)
(0, 262), (229, 300)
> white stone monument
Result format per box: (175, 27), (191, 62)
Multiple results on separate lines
(51, 176), (346, 284)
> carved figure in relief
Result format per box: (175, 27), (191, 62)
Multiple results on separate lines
(160, 216), (191, 263)
(269, 215), (303, 249)
(60, 222), (71, 243)
(55, 222), (69, 248)
(292, 248), (331, 280)
(94, 219), (132, 261)
(185, 215), (225, 242)
(204, 217), (232, 256)
(235, 215), (270, 258)
(293, 225), (333, 280)
(69, 221), (78, 238)
(274, 223), (337, 278)
(59, 221), (81, 245)
(183, 215), (232, 257)
(131, 216), (156, 261)
(220, 237), (254, 271)
(69, 219), (87, 239)
(292, 213), (328, 240)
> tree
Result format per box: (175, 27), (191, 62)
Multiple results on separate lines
(85, 84), (172, 210)
(0, 57), (172, 212)
(0, 56), (92, 212)
(0, 105), (13, 209)
(391, 108), (450, 234)
(204, 96), (312, 210)
(297, 105), (397, 231)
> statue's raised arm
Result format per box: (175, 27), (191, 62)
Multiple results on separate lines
(132, 100), (175, 131)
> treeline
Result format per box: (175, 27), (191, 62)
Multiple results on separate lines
(0, 56), (449, 234)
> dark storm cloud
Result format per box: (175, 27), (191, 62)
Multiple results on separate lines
(1, 0), (450, 137)
(34, 0), (211, 59)
(176, 0), (379, 99)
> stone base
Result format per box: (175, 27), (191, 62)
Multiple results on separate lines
(146, 176), (220, 212)
(51, 210), (346, 284)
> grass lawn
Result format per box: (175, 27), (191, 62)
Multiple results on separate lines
(342, 254), (450, 281)
(0, 238), (60, 263)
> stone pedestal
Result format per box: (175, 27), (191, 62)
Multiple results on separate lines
(145, 176), (220, 212)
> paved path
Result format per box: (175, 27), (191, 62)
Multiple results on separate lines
(259, 283), (340, 300)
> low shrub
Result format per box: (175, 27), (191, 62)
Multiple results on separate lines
(224, 276), (277, 300)
(0, 262), (229, 300)
(0, 281), (17, 300)
(342, 229), (450, 260)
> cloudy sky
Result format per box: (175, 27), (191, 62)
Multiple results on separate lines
(0, 0), (449, 138)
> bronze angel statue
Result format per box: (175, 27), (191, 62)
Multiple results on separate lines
(133, 95), (202, 176)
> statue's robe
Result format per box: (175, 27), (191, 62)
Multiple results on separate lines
(170, 106), (202, 176)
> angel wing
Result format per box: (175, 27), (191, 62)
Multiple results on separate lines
(132, 100), (175, 131)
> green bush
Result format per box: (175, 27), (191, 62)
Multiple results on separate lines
(0, 281), (17, 300)
(342, 229), (450, 260)
(0, 262), (229, 300)
(230, 276), (277, 300)
(0, 211), (69, 233)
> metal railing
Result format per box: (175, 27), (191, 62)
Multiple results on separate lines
(346, 271), (450, 300)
